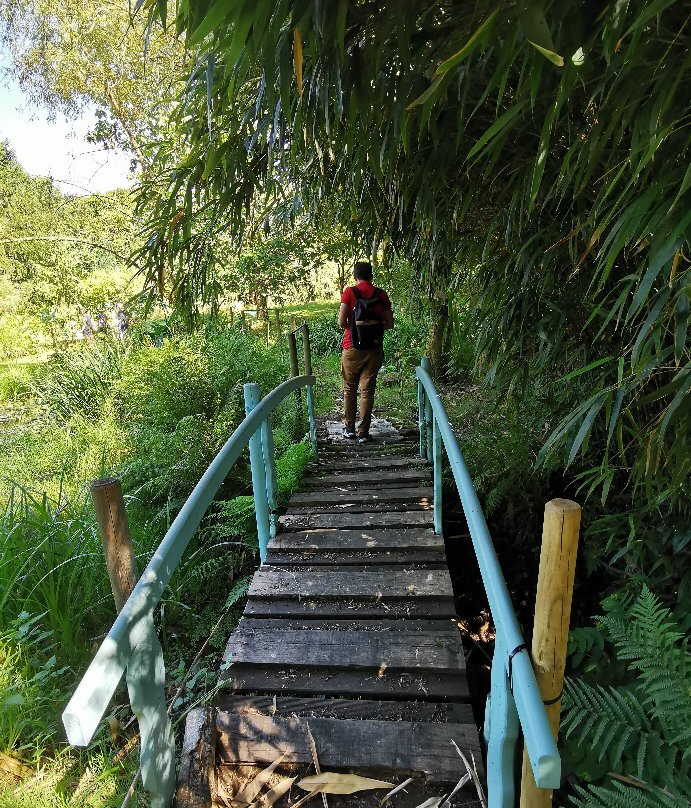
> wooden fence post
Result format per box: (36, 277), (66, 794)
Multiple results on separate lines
(275, 309), (282, 345)
(90, 477), (138, 612)
(519, 498), (581, 808)
(301, 322), (318, 454)
(287, 330), (303, 428)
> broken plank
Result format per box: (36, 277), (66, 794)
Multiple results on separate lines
(277, 510), (434, 531)
(216, 714), (482, 780)
(174, 707), (215, 808)
(248, 568), (453, 599)
(224, 628), (466, 672)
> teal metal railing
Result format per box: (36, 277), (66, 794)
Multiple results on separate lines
(62, 372), (317, 808)
(416, 358), (560, 808)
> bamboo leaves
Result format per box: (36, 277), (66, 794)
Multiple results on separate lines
(297, 774), (393, 795)
(518, 3), (564, 66)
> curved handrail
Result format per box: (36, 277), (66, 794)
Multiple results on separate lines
(416, 365), (560, 790)
(63, 373), (315, 747)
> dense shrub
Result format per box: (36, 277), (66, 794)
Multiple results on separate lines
(306, 315), (342, 356)
(30, 337), (126, 422)
(114, 339), (217, 431)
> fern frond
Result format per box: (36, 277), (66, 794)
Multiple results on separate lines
(601, 586), (690, 736)
(564, 679), (648, 758)
(571, 778), (689, 808)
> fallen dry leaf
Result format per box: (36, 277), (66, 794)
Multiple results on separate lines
(380, 777), (414, 805)
(306, 724), (328, 808)
(234, 754), (286, 805)
(298, 773), (394, 795)
(290, 788), (321, 808)
(377, 662), (388, 678)
(413, 798), (444, 808)
(251, 776), (297, 808)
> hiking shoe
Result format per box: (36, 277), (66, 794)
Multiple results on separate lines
(342, 428), (357, 439)
(357, 433), (372, 444)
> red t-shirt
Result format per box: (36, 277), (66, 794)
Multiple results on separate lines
(341, 281), (392, 349)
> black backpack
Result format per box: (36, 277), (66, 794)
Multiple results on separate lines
(349, 287), (385, 349)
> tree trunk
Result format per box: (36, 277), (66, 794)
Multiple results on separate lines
(426, 261), (451, 379)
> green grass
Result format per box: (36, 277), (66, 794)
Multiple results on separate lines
(279, 300), (338, 320)
(0, 321), (321, 808)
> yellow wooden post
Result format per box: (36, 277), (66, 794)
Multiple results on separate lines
(519, 498), (581, 808)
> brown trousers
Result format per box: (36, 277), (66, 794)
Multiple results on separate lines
(341, 348), (384, 436)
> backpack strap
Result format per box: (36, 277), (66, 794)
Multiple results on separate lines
(351, 286), (362, 300)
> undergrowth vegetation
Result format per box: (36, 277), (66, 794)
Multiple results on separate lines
(0, 320), (313, 803)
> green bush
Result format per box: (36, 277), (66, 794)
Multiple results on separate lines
(383, 314), (428, 371)
(306, 315), (342, 356)
(0, 362), (35, 403)
(32, 338), (126, 422)
(114, 339), (216, 432)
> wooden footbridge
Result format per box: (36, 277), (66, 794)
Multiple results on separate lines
(62, 339), (572, 808)
(205, 429), (482, 807)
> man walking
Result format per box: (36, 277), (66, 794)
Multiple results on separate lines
(338, 261), (394, 442)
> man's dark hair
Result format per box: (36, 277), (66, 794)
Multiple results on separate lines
(353, 261), (373, 281)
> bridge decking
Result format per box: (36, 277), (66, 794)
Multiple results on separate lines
(176, 425), (483, 808)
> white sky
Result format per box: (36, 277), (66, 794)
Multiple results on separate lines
(0, 49), (134, 195)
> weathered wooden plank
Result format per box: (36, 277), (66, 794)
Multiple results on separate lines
(248, 569), (453, 599)
(268, 528), (443, 551)
(234, 617), (459, 633)
(319, 443), (417, 457)
(302, 469), (431, 488)
(225, 666), (468, 701)
(216, 714), (482, 779)
(224, 628), (466, 672)
(287, 501), (432, 515)
(216, 695), (473, 724)
(264, 550), (443, 566)
(244, 597), (457, 619)
(311, 456), (427, 472)
(278, 510), (434, 531)
(261, 561), (446, 572)
(174, 707), (215, 808)
(289, 487), (433, 506)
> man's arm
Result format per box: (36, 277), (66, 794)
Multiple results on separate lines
(338, 303), (350, 329)
(383, 309), (394, 330)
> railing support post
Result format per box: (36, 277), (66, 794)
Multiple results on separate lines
(519, 498), (581, 808)
(244, 383), (271, 562)
(275, 309), (282, 345)
(417, 377), (426, 459)
(287, 330), (303, 431)
(432, 416), (443, 535)
(301, 322), (318, 455)
(261, 418), (278, 540)
(485, 633), (520, 808)
(126, 619), (176, 808)
(421, 357), (433, 461)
